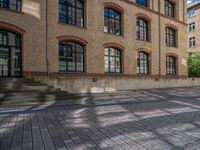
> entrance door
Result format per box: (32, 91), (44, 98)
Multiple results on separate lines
(0, 30), (22, 77)
(0, 47), (9, 77)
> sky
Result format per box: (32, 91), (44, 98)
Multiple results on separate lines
(188, 0), (200, 4)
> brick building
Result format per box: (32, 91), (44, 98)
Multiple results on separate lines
(0, 0), (188, 84)
(188, 0), (200, 54)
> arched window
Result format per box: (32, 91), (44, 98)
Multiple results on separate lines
(165, 0), (175, 18)
(0, 0), (22, 11)
(59, 41), (84, 72)
(137, 18), (149, 41)
(0, 29), (21, 77)
(166, 27), (176, 47)
(136, 0), (148, 7)
(137, 52), (150, 74)
(59, 0), (84, 27)
(104, 48), (121, 73)
(104, 8), (121, 35)
(166, 56), (177, 75)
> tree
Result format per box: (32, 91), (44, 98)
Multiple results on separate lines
(188, 52), (200, 77)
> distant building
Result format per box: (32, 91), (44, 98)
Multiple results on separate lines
(188, 0), (200, 54)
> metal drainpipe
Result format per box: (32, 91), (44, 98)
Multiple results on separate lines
(46, 0), (49, 77)
(158, 0), (161, 77)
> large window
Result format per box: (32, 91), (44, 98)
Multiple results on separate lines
(0, 32), (8, 46)
(165, 0), (175, 18)
(166, 27), (176, 47)
(59, 41), (84, 72)
(189, 37), (195, 48)
(189, 22), (195, 32)
(104, 8), (121, 35)
(188, 9), (195, 18)
(137, 18), (149, 41)
(104, 48), (121, 73)
(0, 0), (21, 11)
(166, 56), (177, 75)
(59, 0), (84, 27)
(137, 52), (150, 74)
(136, 0), (148, 7)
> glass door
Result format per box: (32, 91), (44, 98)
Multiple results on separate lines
(0, 47), (9, 77)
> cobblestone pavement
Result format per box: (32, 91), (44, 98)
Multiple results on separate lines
(2, 87), (200, 150)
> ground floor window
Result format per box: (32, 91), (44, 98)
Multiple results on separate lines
(0, 29), (21, 77)
(59, 41), (84, 72)
(104, 48), (121, 73)
(137, 52), (150, 74)
(166, 56), (177, 75)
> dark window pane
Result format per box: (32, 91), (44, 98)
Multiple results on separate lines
(59, 41), (84, 72)
(104, 8), (121, 35)
(104, 48), (121, 73)
(137, 52), (150, 74)
(59, 0), (84, 27)
(0, 0), (21, 11)
(165, 0), (175, 18)
(166, 56), (177, 75)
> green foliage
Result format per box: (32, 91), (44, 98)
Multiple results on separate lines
(188, 52), (200, 77)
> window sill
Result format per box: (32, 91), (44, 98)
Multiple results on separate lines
(136, 39), (151, 43)
(166, 45), (178, 49)
(0, 7), (23, 14)
(57, 22), (88, 30)
(104, 32), (124, 38)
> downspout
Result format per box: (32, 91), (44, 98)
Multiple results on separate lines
(158, 0), (161, 77)
(46, 0), (49, 77)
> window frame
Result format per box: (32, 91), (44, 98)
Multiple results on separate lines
(136, 18), (149, 41)
(166, 27), (177, 47)
(165, 0), (175, 18)
(137, 51), (150, 75)
(189, 37), (195, 48)
(189, 22), (195, 32)
(104, 8), (122, 36)
(59, 0), (85, 27)
(0, 0), (22, 12)
(136, 0), (149, 7)
(166, 56), (177, 75)
(59, 41), (85, 72)
(104, 47), (122, 73)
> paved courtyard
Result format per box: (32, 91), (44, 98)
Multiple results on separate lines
(1, 87), (200, 150)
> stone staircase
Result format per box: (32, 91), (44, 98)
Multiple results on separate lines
(0, 78), (85, 106)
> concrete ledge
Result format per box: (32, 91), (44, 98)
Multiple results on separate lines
(33, 76), (200, 93)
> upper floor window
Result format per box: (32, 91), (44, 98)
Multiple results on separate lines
(189, 37), (195, 48)
(59, 0), (84, 27)
(166, 27), (176, 47)
(189, 22), (195, 32)
(104, 8), (121, 35)
(165, 0), (175, 18)
(104, 48), (121, 73)
(59, 41), (84, 72)
(0, 0), (21, 11)
(188, 9), (195, 18)
(137, 52), (150, 75)
(136, 0), (148, 7)
(166, 56), (177, 75)
(137, 18), (149, 41)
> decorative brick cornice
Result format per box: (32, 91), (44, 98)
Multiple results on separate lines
(103, 42), (125, 51)
(103, 2), (125, 13)
(56, 35), (88, 45)
(0, 21), (25, 35)
(136, 48), (152, 54)
(166, 52), (179, 58)
(166, 23), (178, 31)
(136, 13), (152, 22)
